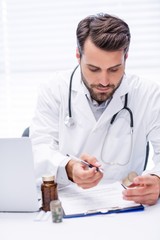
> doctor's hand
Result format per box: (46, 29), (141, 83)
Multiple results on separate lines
(66, 153), (103, 189)
(122, 174), (160, 205)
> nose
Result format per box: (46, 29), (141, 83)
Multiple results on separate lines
(99, 71), (110, 86)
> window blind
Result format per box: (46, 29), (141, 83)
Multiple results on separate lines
(0, 0), (160, 137)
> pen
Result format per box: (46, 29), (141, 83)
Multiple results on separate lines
(67, 154), (104, 173)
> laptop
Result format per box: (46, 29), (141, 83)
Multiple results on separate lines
(0, 137), (40, 212)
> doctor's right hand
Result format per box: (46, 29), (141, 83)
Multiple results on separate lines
(65, 153), (103, 189)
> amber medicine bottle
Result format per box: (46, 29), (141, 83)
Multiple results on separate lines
(41, 175), (58, 212)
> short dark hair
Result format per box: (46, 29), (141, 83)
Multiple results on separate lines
(76, 13), (131, 56)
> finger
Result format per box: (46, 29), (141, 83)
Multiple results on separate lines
(74, 172), (103, 189)
(75, 168), (103, 183)
(72, 161), (102, 184)
(80, 166), (101, 179)
(123, 187), (146, 200)
(80, 153), (101, 167)
(77, 177), (102, 189)
(123, 179), (160, 205)
(123, 193), (158, 206)
(133, 175), (156, 186)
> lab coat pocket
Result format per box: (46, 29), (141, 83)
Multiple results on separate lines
(101, 116), (132, 166)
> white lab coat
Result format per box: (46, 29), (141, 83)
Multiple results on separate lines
(30, 67), (160, 185)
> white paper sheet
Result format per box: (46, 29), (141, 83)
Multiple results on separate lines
(58, 182), (142, 216)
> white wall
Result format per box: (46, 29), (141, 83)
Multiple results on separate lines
(0, 0), (160, 137)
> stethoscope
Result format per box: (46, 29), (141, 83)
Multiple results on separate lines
(64, 65), (134, 166)
(64, 65), (79, 128)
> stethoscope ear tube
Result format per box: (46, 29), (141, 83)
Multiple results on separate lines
(65, 65), (79, 127)
(68, 65), (79, 118)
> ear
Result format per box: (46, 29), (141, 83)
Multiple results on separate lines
(76, 48), (81, 63)
(125, 52), (128, 60)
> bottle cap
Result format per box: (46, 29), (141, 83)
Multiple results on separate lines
(50, 200), (62, 208)
(122, 171), (138, 187)
(42, 175), (55, 182)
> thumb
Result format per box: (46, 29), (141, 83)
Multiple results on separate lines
(80, 154), (101, 167)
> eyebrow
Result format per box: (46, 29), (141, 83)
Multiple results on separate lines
(87, 63), (122, 69)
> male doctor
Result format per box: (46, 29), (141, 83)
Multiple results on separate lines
(30, 13), (160, 205)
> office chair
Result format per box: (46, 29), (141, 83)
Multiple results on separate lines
(22, 127), (29, 137)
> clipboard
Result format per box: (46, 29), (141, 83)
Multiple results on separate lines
(63, 204), (144, 219)
(58, 182), (144, 219)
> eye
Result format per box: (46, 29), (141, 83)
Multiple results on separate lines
(109, 68), (119, 73)
(88, 67), (100, 72)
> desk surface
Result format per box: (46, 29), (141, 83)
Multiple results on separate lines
(1, 200), (160, 240)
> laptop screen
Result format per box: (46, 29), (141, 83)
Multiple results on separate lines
(0, 138), (40, 212)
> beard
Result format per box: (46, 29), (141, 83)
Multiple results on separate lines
(81, 72), (123, 103)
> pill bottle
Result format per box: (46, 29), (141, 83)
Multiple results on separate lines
(50, 200), (63, 223)
(41, 175), (58, 212)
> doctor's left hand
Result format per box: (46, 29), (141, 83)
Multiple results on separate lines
(122, 174), (160, 205)
(66, 153), (103, 189)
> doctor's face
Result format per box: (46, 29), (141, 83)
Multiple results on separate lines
(77, 38), (127, 103)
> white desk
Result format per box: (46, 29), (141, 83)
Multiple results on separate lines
(0, 201), (160, 240)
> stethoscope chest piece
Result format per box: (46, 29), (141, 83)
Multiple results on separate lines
(64, 115), (75, 128)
